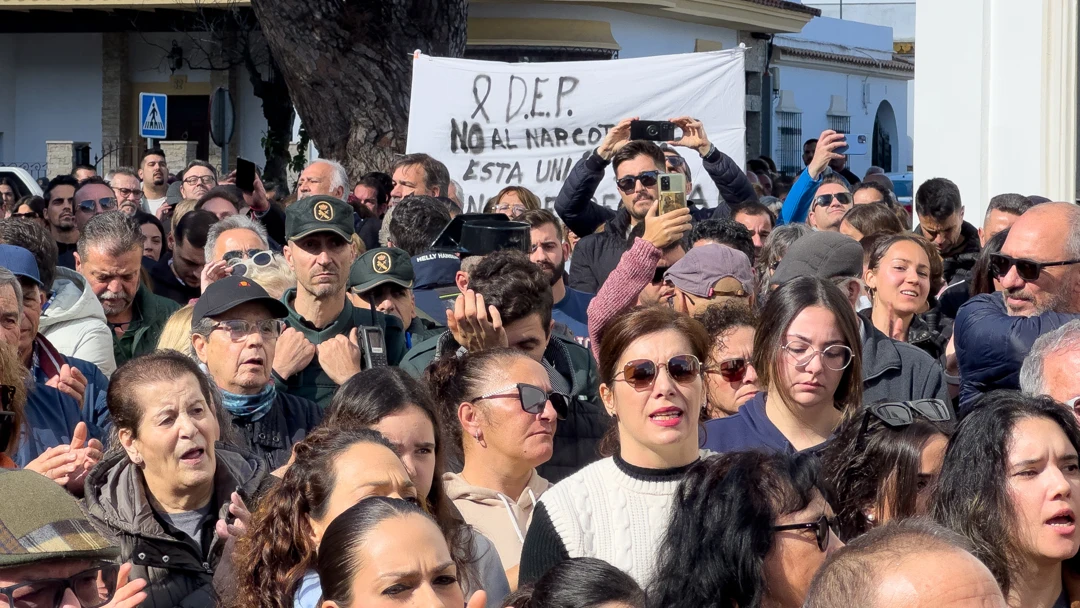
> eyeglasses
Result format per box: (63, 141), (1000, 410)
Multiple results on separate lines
(76, 198), (117, 213)
(812, 192), (853, 208)
(665, 155), (686, 167)
(708, 358), (751, 383)
(113, 187), (143, 199)
(782, 340), (853, 371)
(989, 253), (1080, 282)
(615, 354), (702, 390)
(0, 564), (119, 608)
(225, 250), (274, 277)
(210, 319), (285, 342)
(471, 383), (569, 420)
(493, 204), (527, 216)
(10, 212), (38, 220)
(772, 515), (838, 552)
(183, 175), (217, 186)
(616, 171), (660, 194)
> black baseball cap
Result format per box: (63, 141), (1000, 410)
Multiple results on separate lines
(192, 275), (289, 326)
(285, 195), (355, 241)
(350, 247), (414, 293)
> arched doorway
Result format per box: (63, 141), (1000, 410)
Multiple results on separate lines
(872, 101), (899, 172)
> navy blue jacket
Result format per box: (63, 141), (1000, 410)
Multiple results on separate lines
(16, 383), (85, 467)
(955, 293), (1080, 411)
(700, 393), (831, 455)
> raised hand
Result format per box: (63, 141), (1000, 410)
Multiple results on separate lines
(446, 290), (508, 353)
(668, 116), (712, 156)
(642, 202), (693, 250)
(272, 327), (316, 380)
(102, 563), (148, 608)
(809, 130), (847, 180)
(46, 364), (87, 409)
(597, 117), (638, 160)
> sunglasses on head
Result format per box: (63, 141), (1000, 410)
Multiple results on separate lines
(812, 192), (853, 208)
(472, 383), (569, 420)
(226, 250), (274, 276)
(77, 198), (117, 213)
(989, 253), (1080, 282)
(772, 515), (837, 552)
(616, 171), (660, 194)
(857, 399), (952, 450)
(616, 354), (701, 390)
(709, 358), (750, 382)
(0, 564), (120, 608)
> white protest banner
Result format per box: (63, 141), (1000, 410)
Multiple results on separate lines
(406, 49), (746, 213)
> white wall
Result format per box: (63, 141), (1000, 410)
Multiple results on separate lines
(468, 3), (739, 57)
(0, 33), (103, 166)
(773, 63), (909, 176)
(914, 0), (1076, 220)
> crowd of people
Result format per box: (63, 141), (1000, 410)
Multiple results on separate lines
(1, 118), (1078, 608)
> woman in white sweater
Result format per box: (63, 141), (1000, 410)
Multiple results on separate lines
(519, 305), (711, 586)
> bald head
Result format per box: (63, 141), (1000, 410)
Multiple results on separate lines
(1005, 202), (1080, 260)
(805, 520), (1007, 608)
(998, 202), (1080, 316)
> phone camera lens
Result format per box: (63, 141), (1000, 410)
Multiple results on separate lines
(661, 177), (669, 189)
(646, 125), (659, 136)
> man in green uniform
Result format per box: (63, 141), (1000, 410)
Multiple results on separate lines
(348, 247), (444, 350)
(273, 195), (406, 407)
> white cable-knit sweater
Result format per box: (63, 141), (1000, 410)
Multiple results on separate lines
(526, 452), (708, 586)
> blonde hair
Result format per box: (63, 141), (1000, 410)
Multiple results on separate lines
(172, 198), (199, 226)
(245, 254), (297, 300)
(0, 342), (27, 456)
(156, 304), (196, 357)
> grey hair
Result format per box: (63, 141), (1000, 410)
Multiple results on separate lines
(449, 179), (465, 205)
(1020, 319), (1080, 395)
(985, 193), (1033, 221)
(309, 159), (349, 197)
(183, 159), (218, 178)
(76, 211), (144, 261)
(1068, 206), (1080, 259)
(0, 267), (22, 322)
(104, 167), (139, 183)
(203, 214), (270, 262)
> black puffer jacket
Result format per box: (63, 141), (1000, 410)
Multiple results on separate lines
(228, 391), (323, 471)
(914, 221), (982, 285)
(83, 444), (266, 608)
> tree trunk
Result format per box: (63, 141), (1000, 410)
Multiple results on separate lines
(249, 0), (469, 180)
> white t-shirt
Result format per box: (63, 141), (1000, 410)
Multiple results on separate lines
(143, 196), (168, 215)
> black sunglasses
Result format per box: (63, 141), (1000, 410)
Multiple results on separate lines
(856, 399), (952, 450)
(0, 564), (119, 608)
(616, 355), (701, 390)
(472, 383), (569, 420)
(812, 192), (853, 208)
(989, 253), (1080, 282)
(772, 515), (837, 552)
(709, 358), (750, 382)
(616, 171), (660, 194)
(76, 198), (117, 213)
(10, 212), (39, 220)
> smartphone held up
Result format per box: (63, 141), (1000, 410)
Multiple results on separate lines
(657, 173), (687, 215)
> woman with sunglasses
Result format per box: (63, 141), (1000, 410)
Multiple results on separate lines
(325, 367), (511, 605)
(427, 349), (562, 588)
(520, 306), (711, 587)
(649, 450), (841, 608)
(822, 399), (953, 542)
(695, 303), (760, 419)
(703, 276), (863, 454)
(932, 391), (1080, 608)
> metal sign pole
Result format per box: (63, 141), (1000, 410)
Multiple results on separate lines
(222, 142), (229, 174)
(146, 138), (152, 150)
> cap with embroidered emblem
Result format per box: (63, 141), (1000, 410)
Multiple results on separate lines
(350, 247), (414, 293)
(285, 195), (354, 241)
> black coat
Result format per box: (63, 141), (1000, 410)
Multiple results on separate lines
(146, 252), (200, 305)
(228, 391), (323, 471)
(83, 444), (267, 608)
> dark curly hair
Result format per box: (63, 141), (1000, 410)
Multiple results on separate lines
(931, 390), (1080, 595)
(468, 249), (553, 331)
(387, 195), (452, 256)
(504, 557), (646, 608)
(230, 427), (399, 608)
(689, 218), (757, 266)
(648, 451), (831, 608)
(822, 402), (953, 542)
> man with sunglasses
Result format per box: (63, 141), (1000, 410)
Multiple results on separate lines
(191, 275), (322, 470)
(774, 130), (849, 228)
(807, 177), (853, 232)
(201, 214), (273, 286)
(955, 202), (1080, 409)
(147, 209), (218, 305)
(72, 178), (118, 235)
(553, 116), (756, 294)
(0, 470), (148, 608)
(401, 249), (606, 482)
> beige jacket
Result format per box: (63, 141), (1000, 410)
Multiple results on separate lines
(443, 470), (551, 571)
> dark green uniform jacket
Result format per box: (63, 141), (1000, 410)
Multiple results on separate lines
(114, 286), (180, 366)
(278, 289), (406, 408)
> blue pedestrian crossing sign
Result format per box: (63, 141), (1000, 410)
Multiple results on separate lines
(139, 93), (168, 139)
